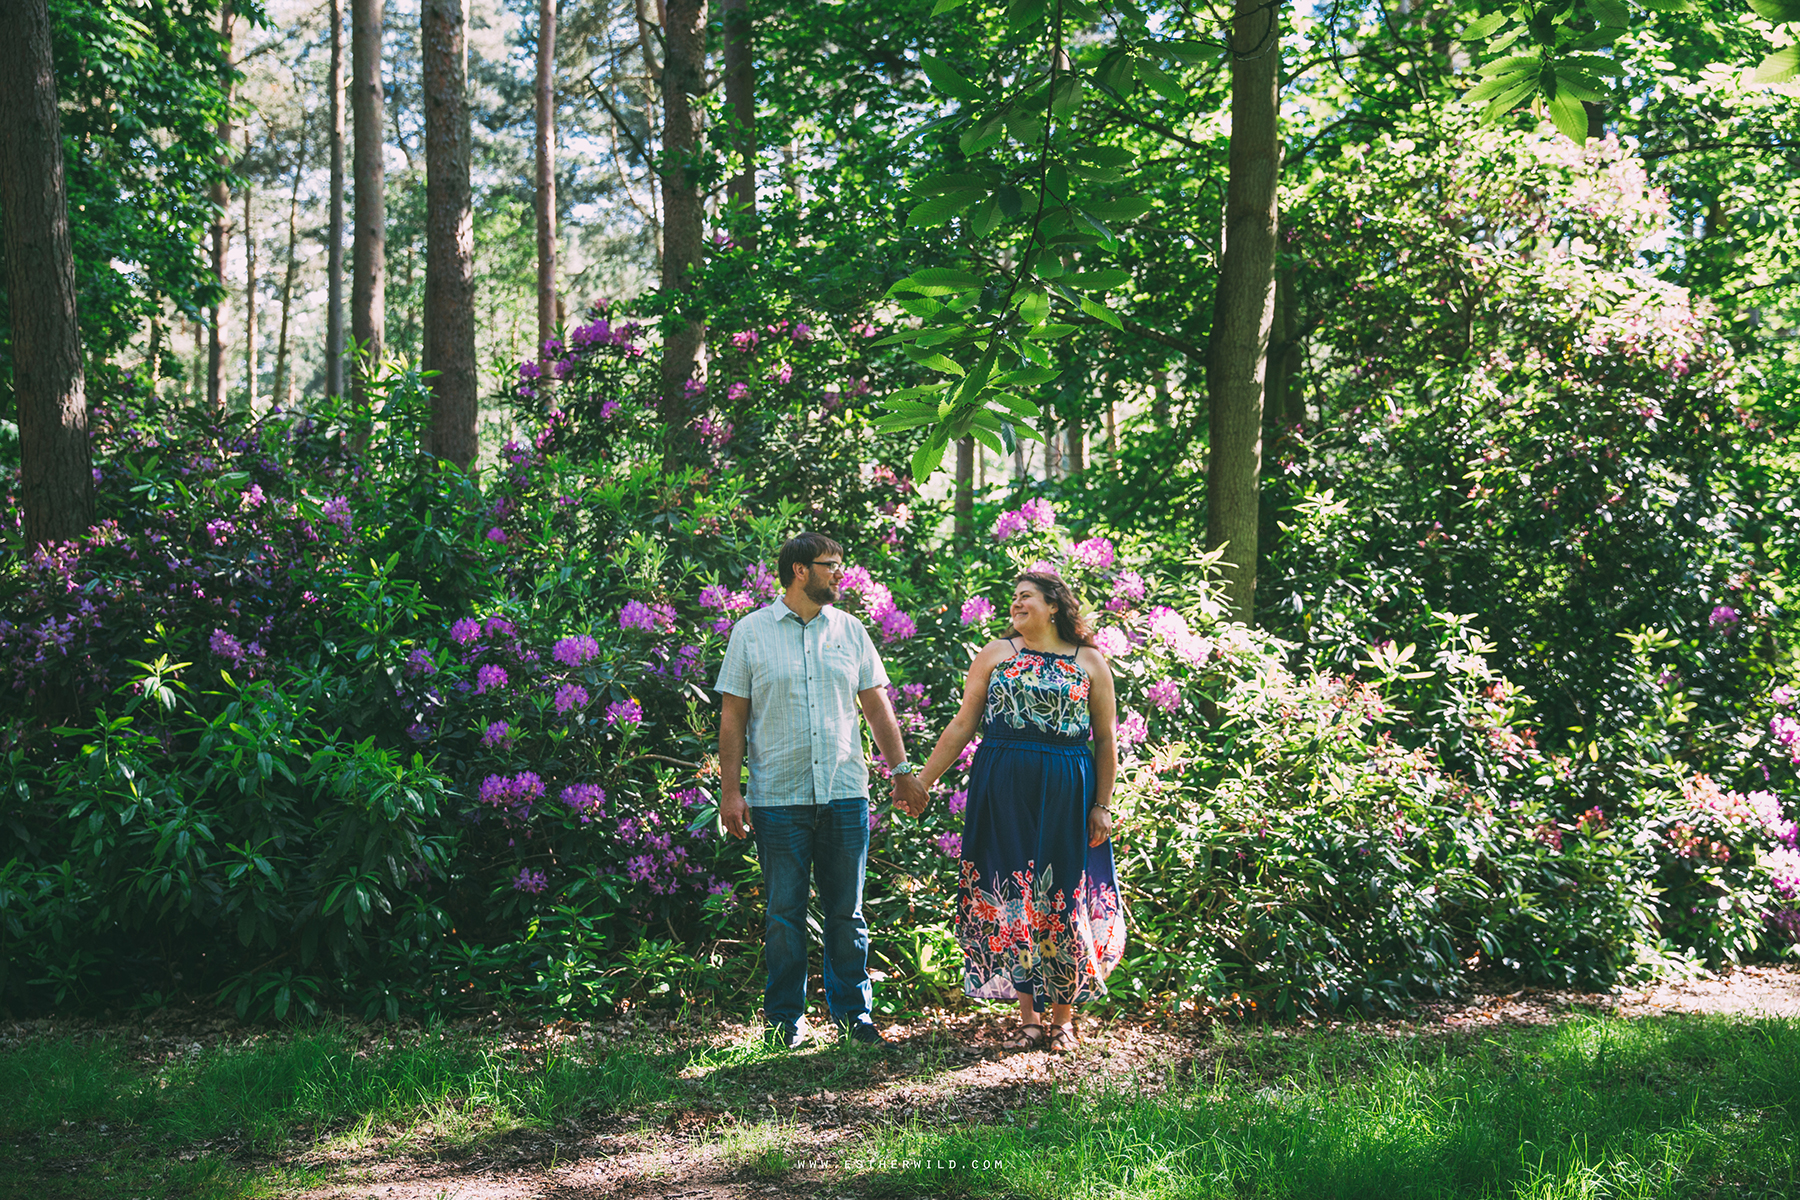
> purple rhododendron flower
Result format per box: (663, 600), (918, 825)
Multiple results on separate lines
(1774, 685), (1795, 707)
(619, 600), (657, 631)
(553, 634), (600, 666)
(948, 789), (969, 817)
(321, 496), (352, 531)
(484, 616), (516, 640)
(879, 609), (917, 643)
(727, 382), (749, 401)
(600, 399), (621, 420)
(561, 783), (606, 818)
(991, 510), (1028, 541)
(481, 720), (513, 748)
(699, 584), (730, 610)
(209, 629), (247, 666)
(1147, 678), (1182, 712)
(554, 683), (590, 714)
(449, 617), (482, 645)
(1021, 498), (1055, 528)
(1118, 710), (1149, 748)
(485, 527), (508, 545)
(1072, 536), (1115, 569)
(512, 868), (548, 894)
(934, 832), (962, 858)
(405, 647), (437, 677)
(1711, 605), (1741, 630)
(960, 597), (996, 626)
(606, 698), (643, 727)
(475, 664), (509, 695)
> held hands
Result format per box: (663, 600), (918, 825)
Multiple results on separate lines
(720, 791), (752, 840)
(1088, 805), (1113, 848)
(893, 772), (928, 818)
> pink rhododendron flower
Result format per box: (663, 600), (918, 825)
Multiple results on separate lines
(1710, 605), (1741, 630)
(1072, 536), (1115, 569)
(879, 609), (917, 643)
(1117, 710), (1149, 748)
(1147, 678), (1182, 712)
(934, 832), (962, 857)
(727, 382), (749, 401)
(1112, 571), (1147, 604)
(1094, 627), (1129, 657)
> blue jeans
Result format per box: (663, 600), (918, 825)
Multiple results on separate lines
(751, 798), (872, 1027)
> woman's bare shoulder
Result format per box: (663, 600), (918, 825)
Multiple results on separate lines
(1075, 645), (1112, 676)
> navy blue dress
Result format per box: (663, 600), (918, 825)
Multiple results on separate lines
(956, 645), (1126, 1005)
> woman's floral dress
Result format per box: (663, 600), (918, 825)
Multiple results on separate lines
(955, 644), (1126, 1005)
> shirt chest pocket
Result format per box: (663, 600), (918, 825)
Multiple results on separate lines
(815, 640), (859, 685)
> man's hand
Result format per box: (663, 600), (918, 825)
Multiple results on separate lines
(721, 791), (752, 840)
(893, 773), (927, 818)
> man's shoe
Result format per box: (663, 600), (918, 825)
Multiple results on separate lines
(838, 1017), (887, 1046)
(766, 1019), (809, 1050)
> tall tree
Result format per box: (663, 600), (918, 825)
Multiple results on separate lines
(1205, 0), (1282, 623)
(659, 0), (706, 444)
(242, 125), (258, 411)
(721, 0), (753, 242)
(535, 0), (558, 359)
(0, 0), (92, 546)
(350, 0), (385, 410)
(208, 3), (236, 410)
(273, 119), (309, 407)
(326, 0), (347, 400)
(422, 0), (477, 469)
(953, 436), (974, 540)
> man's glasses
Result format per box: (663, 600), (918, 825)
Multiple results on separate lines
(804, 561), (849, 575)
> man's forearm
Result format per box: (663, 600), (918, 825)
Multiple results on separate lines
(858, 691), (910, 771)
(719, 696), (749, 798)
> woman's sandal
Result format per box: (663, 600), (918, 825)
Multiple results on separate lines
(1048, 1022), (1078, 1054)
(1002, 1023), (1046, 1051)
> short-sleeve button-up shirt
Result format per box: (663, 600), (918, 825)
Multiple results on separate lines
(713, 598), (889, 806)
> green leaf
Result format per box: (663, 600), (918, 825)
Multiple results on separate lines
(1076, 145), (1135, 168)
(1478, 54), (1541, 78)
(959, 112), (1008, 155)
(1461, 11), (1511, 40)
(1465, 72), (1534, 104)
(1549, 69), (1607, 102)
(908, 187), (987, 227)
(914, 172), (992, 195)
(931, 0), (973, 12)
(1162, 40), (1221, 66)
(1005, 0), (1049, 34)
(1559, 53), (1627, 76)
(1139, 60), (1185, 102)
(1015, 289), (1051, 324)
(1051, 75), (1083, 120)
(971, 425), (1007, 456)
(992, 365), (1060, 388)
(1079, 293), (1124, 331)
(911, 429), (952, 483)
(971, 194), (1004, 236)
(894, 295), (944, 319)
(1749, 0), (1800, 19)
(920, 53), (985, 102)
(1547, 92), (1590, 142)
(1065, 268), (1132, 291)
(1481, 78), (1538, 120)
(1587, 0), (1631, 26)
(989, 391), (1044, 419)
(889, 267), (984, 297)
(1029, 323), (1079, 339)
(1753, 44), (1800, 84)
(902, 345), (967, 374)
(872, 412), (941, 432)
(1095, 50), (1136, 94)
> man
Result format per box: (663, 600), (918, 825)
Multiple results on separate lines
(716, 532), (927, 1048)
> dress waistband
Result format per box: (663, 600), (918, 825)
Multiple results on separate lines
(980, 729), (1092, 753)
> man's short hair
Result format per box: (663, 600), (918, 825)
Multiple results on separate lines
(778, 531), (845, 586)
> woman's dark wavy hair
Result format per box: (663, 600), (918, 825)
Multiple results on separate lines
(1004, 571), (1095, 648)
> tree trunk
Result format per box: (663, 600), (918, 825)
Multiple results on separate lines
(1068, 419), (1084, 473)
(659, 0), (707, 453)
(422, 0), (478, 470)
(1205, 0), (1282, 624)
(1106, 399), (1117, 468)
(326, 0), (347, 400)
(0, 0), (92, 547)
(953, 436), (974, 540)
(208, 3), (236, 410)
(351, 0), (386, 411)
(722, 0), (754, 244)
(243, 126), (258, 411)
(274, 122), (308, 407)
(535, 0), (558, 359)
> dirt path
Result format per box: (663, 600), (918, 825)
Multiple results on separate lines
(271, 964), (1800, 1200)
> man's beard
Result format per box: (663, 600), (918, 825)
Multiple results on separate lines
(805, 580), (840, 606)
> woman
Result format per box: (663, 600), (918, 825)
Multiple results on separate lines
(910, 571), (1126, 1053)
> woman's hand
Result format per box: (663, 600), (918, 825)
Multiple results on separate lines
(1088, 805), (1112, 847)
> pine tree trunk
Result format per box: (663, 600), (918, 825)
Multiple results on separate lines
(1205, 0), (1282, 624)
(274, 123), (307, 407)
(659, 0), (707, 455)
(0, 0), (92, 547)
(351, 0), (386, 411)
(1068, 419), (1084, 473)
(327, 0), (347, 400)
(422, 0), (478, 470)
(722, 0), (754, 244)
(953, 436), (974, 540)
(208, 4), (236, 410)
(243, 127), (258, 411)
(535, 0), (558, 359)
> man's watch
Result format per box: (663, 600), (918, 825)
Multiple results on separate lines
(891, 760), (916, 776)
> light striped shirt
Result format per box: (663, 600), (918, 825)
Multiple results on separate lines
(714, 599), (889, 806)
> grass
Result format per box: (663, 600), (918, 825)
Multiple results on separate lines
(862, 1014), (1800, 1199)
(0, 1021), (671, 1198)
(2, 1012), (1797, 1198)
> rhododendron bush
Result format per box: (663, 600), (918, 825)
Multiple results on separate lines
(4, 125), (1800, 1020)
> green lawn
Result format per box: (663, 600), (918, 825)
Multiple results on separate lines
(2, 1013), (1796, 1198)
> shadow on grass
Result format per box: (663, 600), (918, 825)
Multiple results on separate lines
(856, 1014), (1800, 1199)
